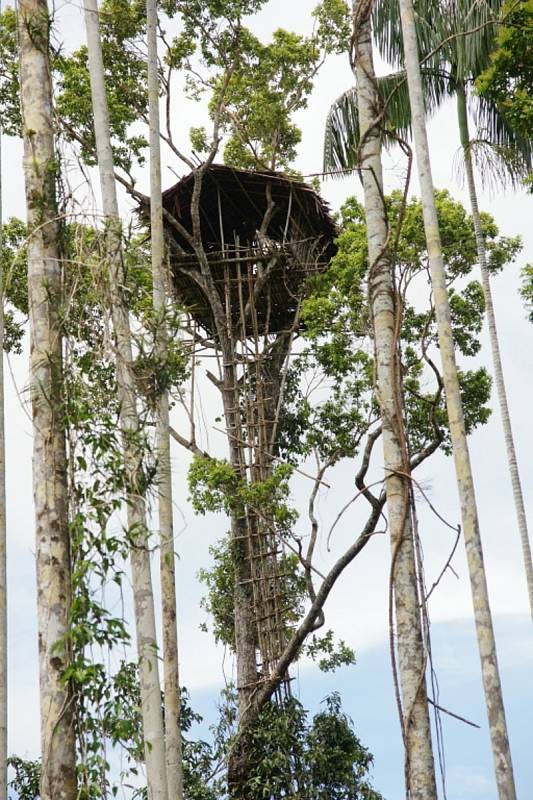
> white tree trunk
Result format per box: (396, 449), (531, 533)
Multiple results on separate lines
(18, 2), (77, 797)
(83, 3), (169, 798)
(0, 64), (7, 800)
(398, 3), (517, 798)
(353, 11), (437, 799)
(456, 83), (533, 623)
(146, 1), (184, 796)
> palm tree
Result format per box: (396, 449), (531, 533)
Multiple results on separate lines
(364, 0), (517, 796)
(455, 83), (533, 625)
(324, 0), (533, 623)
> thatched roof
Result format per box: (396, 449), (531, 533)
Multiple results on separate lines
(152, 164), (337, 336)
(161, 164), (337, 250)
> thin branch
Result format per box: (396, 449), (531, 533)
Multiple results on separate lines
(236, 497), (386, 735)
(326, 478), (386, 551)
(427, 698), (480, 729)
(169, 425), (209, 458)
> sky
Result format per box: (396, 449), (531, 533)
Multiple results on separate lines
(1, 1), (533, 798)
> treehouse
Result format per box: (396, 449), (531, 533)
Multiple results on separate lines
(159, 164), (337, 338)
(144, 165), (338, 692)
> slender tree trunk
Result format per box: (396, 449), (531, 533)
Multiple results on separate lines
(18, 2), (77, 797)
(146, 2), (184, 797)
(352, 11), (437, 799)
(398, 3), (517, 798)
(0, 59), (7, 800)
(456, 83), (533, 622)
(83, 3), (169, 799)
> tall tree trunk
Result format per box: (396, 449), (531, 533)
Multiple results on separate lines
(456, 82), (533, 622)
(83, 3), (169, 798)
(173, 167), (259, 797)
(352, 10), (437, 799)
(223, 356), (259, 800)
(18, 2), (77, 797)
(0, 64), (7, 800)
(398, 3), (517, 798)
(146, 2), (184, 797)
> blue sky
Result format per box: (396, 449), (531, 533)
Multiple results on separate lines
(183, 615), (532, 799)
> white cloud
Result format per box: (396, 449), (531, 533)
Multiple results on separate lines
(448, 766), (496, 800)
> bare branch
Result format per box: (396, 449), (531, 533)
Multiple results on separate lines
(169, 425), (209, 458)
(237, 497), (385, 733)
(427, 698), (480, 729)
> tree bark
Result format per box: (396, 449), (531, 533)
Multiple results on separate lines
(456, 82), (533, 623)
(18, 2), (77, 797)
(83, 3), (169, 799)
(146, 1), (184, 796)
(352, 10), (437, 799)
(398, 3), (517, 798)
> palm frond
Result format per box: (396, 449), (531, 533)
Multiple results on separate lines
(453, 137), (531, 192)
(323, 69), (450, 175)
(324, 87), (360, 174)
(369, 0), (531, 185)
(473, 139), (532, 190)
(373, 0), (445, 72)
(373, 0), (503, 82)
(372, 0), (404, 67)
(452, 0), (502, 82)
(473, 92), (533, 169)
